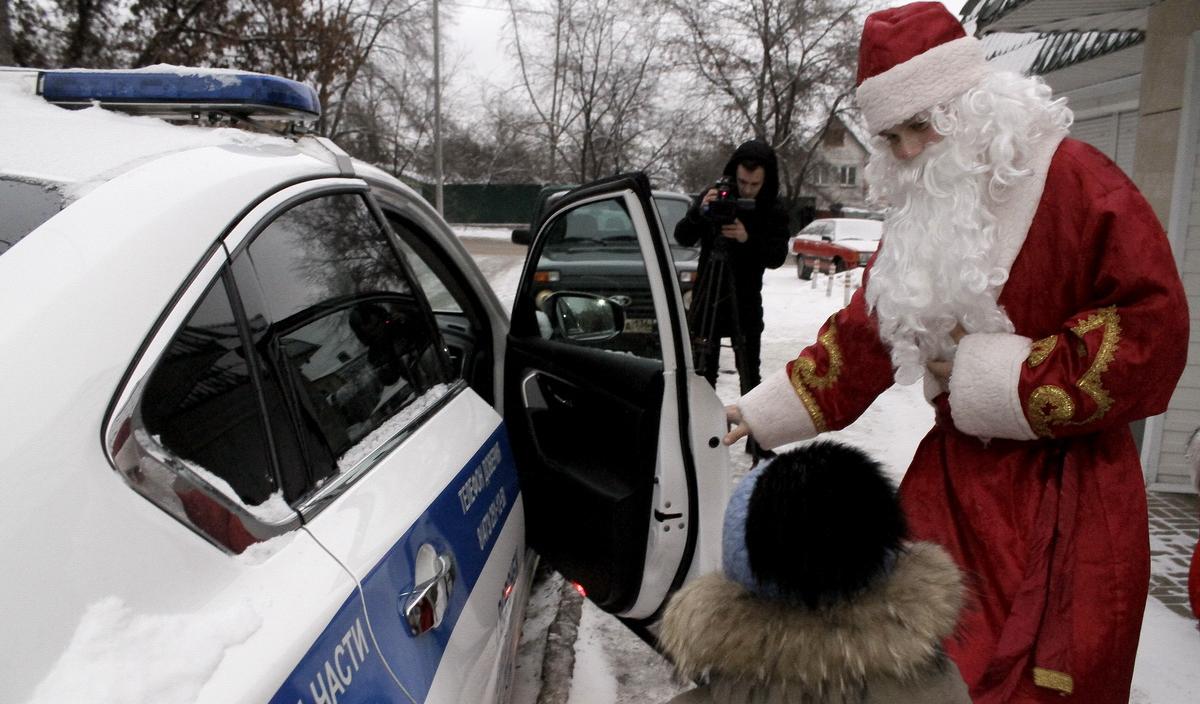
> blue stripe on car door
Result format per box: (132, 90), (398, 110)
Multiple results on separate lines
(271, 424), (519, 703)
(268, 590), (408, 704)
(357, 424), (520, 702)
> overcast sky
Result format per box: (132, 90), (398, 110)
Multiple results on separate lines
(441, 0), (972, 102)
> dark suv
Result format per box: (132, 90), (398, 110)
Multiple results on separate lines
(512, 187), (699, 358)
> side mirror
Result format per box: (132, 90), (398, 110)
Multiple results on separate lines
(821, 235), (833, 242)
(511, 228), (532, 245)
(542, 292), (625, 343)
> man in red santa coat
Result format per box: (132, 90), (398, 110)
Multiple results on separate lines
(724, 2), (1189, 702)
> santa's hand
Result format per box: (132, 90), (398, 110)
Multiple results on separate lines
(723, 404), (752, 445)
(926, 359), (954, 386)
(721, 220), (749, 243)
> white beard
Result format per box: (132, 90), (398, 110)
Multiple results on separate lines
(864, 135), (1015, 385)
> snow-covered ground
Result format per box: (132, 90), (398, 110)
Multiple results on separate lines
(460, 226), (1200, 704)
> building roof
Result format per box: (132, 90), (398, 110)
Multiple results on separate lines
(963, 0), (1156, 34)
(964, 0), (1149, 79)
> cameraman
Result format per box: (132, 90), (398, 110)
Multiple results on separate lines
(674, 139), (790, 409)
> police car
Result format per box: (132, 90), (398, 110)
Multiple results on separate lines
(0, 67), (731, 703)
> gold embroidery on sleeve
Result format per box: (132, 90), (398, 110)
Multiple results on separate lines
(1069, 306), (1121, 425)
(792, 323), (843, 390)
(1028, 385), (1075, 438)
(788, 320), (844, 433)
(789, 381), (829, 433)
(1027, 336), (1056, 368)
(1023, 306), (1122, 437)
(1032, 667), (1074, 695)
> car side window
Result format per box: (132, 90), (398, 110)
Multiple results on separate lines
(237, 193), (452, 483)
(807, 222), (832, 239)
(384, 213), (497, 403)
(654, 197), (689, 241)
(142, 274), (276, 505)
(137, 271), (291, 553)
(531, 198), (662, 359)
(389, 235), (462, 314)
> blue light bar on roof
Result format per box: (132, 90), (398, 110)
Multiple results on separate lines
(39, 69), (321, 121)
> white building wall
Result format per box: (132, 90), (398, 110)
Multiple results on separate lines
(1070, 109), (1140, 176)
(1148, 30), (1200, 491)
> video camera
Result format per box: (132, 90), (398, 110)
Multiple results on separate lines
(701, 176), (756, 226)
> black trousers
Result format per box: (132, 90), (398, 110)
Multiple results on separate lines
(698, 327), (762, 395)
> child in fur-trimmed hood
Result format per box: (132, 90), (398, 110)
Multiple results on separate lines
(661, 441), (970, 704)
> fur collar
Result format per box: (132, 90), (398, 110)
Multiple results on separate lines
(660, 542), (963, 693)
(989, 129), (1066, 288)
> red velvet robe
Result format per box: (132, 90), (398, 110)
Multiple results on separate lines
(1191, 541), (1200, 621)
(739, 137), (1188, 703)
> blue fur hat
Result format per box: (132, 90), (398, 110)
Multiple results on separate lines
(721, 441), (907, 608)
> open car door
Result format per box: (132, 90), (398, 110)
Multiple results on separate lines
(504, 172), (730, 619)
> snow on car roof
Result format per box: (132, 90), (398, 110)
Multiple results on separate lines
(805, 218), (883, 240)
(0, 71), (296, 202)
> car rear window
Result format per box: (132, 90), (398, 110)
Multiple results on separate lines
(0, 179), (63, 257)
(801, 222), (833, 237)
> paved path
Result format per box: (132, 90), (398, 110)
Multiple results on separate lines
(1149, 491), (1199, 618)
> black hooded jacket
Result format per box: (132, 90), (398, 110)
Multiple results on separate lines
(674, 139), (790, 336)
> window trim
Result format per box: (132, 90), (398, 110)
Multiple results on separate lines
(105, 178), (367, 476)
(381, 208), (497, 403)
(516, 190), (675, 364)
(104, 250), (302, 554)
(364, 177), (511, 410)
(362, 191), (456, 383)
(103, 176), (463, 549)
(230, 187), (460, 518)
(295, 379), (468, 518)
(223, 178), (369, 259)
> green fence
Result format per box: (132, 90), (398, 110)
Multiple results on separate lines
(415, 183), (547, 225)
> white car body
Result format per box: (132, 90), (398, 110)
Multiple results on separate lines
(0, 68), (729, 704)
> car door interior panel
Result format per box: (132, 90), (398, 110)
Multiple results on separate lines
(505, 333), (663, 612)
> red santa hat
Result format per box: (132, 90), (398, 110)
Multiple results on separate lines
(856, 2), (990, 134)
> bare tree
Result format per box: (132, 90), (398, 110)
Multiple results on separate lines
(437, 96), (543, 184)
(0, 0), (14, 64)
(334, 56), (438, 177)
(504, 0), (674, 184)
(560, 0), (664, 180)
(10, 0), (442, 183)
(318, 0), (427, 138)
(667, 0), (861, 199)
(10, 0), (124, 66)
(116, 0), (427, 137)
(506, 0), (577, 182)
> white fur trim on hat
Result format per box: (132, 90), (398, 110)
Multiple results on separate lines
(948, 332), (1037, 441)
(738, 368), (819, 450)
(857, 36), (989, 134)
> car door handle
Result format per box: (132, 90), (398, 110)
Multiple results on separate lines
(402, 554), (455, 637)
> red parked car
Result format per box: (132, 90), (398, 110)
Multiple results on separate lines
(790, 218), (883, 279)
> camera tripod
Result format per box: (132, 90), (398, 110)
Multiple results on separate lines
(690, 234), (746, 383)
(688, 231), (774, 461)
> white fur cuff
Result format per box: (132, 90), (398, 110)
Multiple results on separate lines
(948, 333), (1038, 441)
(857, 36), (989, 134)
(738, 368), (819, 450)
